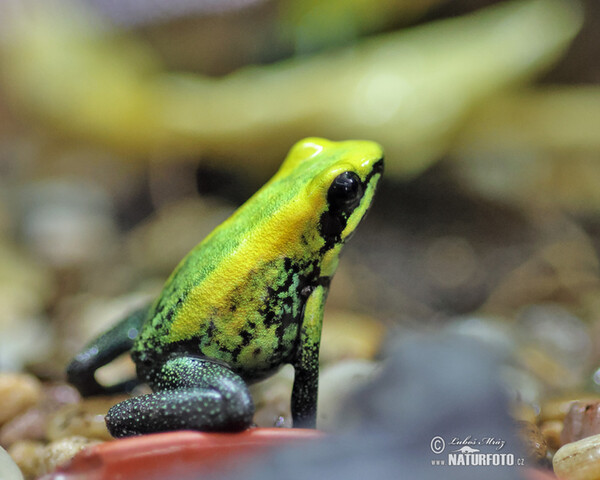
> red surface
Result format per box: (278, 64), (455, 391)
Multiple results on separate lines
(41, 428), (323, 480)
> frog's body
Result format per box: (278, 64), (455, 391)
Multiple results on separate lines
(67, 138), (383, 437)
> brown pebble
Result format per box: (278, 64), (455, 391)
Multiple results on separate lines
(46, 396), (128, 442)
(561, 401), (600, 445)
(43, 383), (81, 406)
(0, 408), (47, 448)
(0, 383), (81, 447)
(8, 440), (45, 480)
(516, 420), (548, 463)
(0, 374), (42, 426)
(39, 436), (101, 476)
(540, 420), (563, 451)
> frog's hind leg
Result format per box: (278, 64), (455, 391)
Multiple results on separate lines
(67, 306), (149, 397)
(105, 356), (254, 437)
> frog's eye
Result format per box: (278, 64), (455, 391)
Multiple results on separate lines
(327, 172), (364, 211)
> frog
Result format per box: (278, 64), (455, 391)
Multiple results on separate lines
(67, 137), (384, 437)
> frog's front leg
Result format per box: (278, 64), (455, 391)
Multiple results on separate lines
(105, 356), (254, 437)
(67, 305), (150, 397)
(291, 284), (327, 428)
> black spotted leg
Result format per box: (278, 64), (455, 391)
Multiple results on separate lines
(67, 305), (150, 397)
(105, 356), (254, 437)
(291, 284), (327, 428)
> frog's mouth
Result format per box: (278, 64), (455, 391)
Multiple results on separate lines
(366, 158), (384, 183)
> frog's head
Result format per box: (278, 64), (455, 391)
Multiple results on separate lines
(277, 137), (384, 258)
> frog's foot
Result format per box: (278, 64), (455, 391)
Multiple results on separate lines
(105, 356), (254, 437)
(67, 305), (149, 397)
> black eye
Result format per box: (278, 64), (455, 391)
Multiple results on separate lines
(327, 172), (364, 210)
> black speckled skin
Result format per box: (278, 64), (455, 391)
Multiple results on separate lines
(105, 356), (254, 437)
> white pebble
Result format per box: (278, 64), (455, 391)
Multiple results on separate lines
(0, 446), (24, 480)
(554, 433), (600, 480)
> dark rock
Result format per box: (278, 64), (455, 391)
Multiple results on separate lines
(213, 332), (524, 480)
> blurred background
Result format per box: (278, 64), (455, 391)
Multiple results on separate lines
(0, 0), (600, 477)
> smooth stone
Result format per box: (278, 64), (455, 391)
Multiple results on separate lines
(516, 421), (548, 464)
(561, 401), (600, 445)
(317, 360), (379, 432)
(0, 240), (54, 370)
(517, 304), (592, 387)
(7, 441), (44, 479)
(0, 445), (23, 480)
(554, 433), (600, 480)
(249, 365), (293, 428)
(0, 383), (80, 447)
(0, 374), (42, 426)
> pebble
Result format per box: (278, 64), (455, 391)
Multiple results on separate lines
(317, 360), (379, 432)
(553, 433), (600, 480)
(7, 441), (44, 480)
(46, 396), (129, 442)
(0, 409), (48, 449)
(0, 445), (23, 480)
(39, 436), (100, 476)
(0, 374), (42, 427)
(516, 304), (592, 389)
(0, 240), (54, 370)
(516, 421), (548, 464)
(0, 315), (54, 372)
(0, 240), (53, 317)
(540, 420), (563, 451)
(250, 365), (293, 428)
(0, 383), (80, 447)
(561, 401), (600, 445)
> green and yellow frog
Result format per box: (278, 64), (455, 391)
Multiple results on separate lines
(67, 138), (384, 437)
